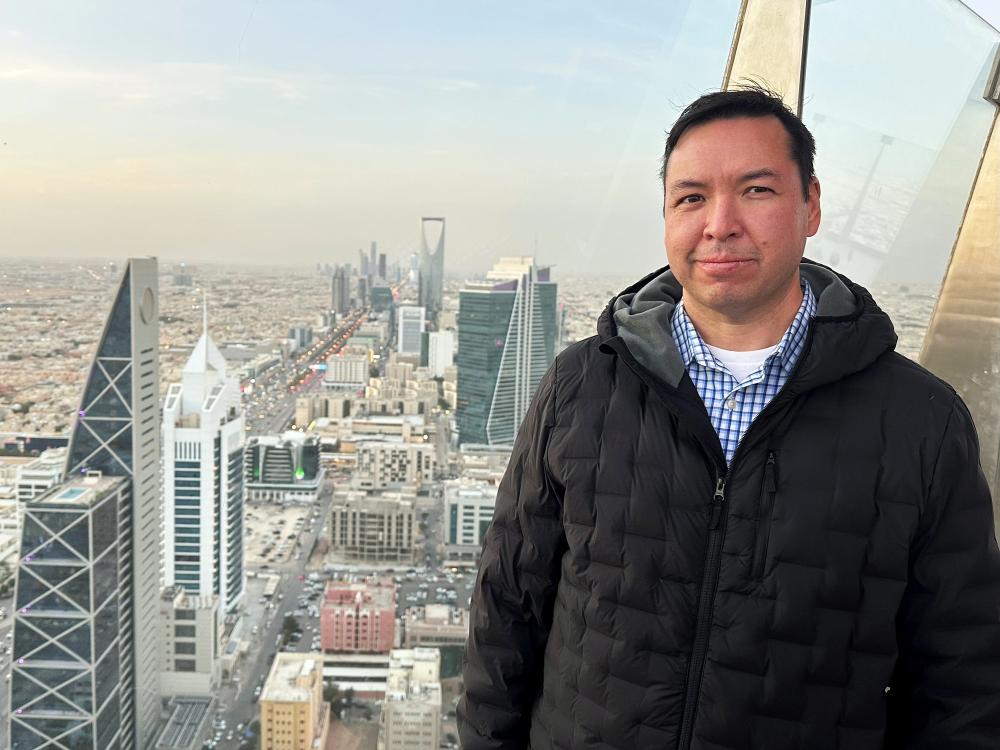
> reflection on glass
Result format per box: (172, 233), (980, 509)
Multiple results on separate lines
(804, 0), (999, 357)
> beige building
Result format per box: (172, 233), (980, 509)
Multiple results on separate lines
(377, 648), (442, 750)
(403, 604), (470, 649)
(158, 587), (222, 698)
(330, 490), (416, 564)
(354, 441), (437, 490)
(259, 653), (331, 750)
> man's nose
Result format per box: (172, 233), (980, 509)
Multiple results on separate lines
(703, 196), (743, 242)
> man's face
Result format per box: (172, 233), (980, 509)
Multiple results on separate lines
(663, 115), (821, 322)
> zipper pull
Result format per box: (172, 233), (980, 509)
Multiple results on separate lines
(764, 451), (776, 493)
(710, 476), (726, 529)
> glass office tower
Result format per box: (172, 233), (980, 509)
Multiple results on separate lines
(457, 258), (557, 446)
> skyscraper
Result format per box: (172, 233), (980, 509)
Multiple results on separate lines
(162, 302), (245, 613)
(10, 257), (162, 749)
(9, 474), (135, 750)
(456, 257), (557, 446)
(331, 265), (350, 315)
(418, 217), (445, 325)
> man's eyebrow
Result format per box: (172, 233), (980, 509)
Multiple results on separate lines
(667, 168), (780, 194)
(667, 178), (708, 194)
(739, 168), (779, 182)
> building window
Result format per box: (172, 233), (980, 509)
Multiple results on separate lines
(175, 609), (196, 620)
(175, 642), (196, 655)
(175, 659), (197, 672)
(175, 625), (196, 638)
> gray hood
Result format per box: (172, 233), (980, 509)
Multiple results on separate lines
(604, 260), (889, 390)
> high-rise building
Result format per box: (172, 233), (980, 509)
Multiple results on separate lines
(9, 473), (135, 750)
(258, 654), (330, 750)
(418, 217), (445, 325)
(397, 306), (426, 356)
(371, 285), (394, 314)
(378, 252), (387, 280)
(9, 259), (162, 749)
(425, 331), (454, 378)
(358, 275), (369, 308)
(456, 257), (557, 446)
(162, 307), (245, 612)
(331, 265), (350, 315)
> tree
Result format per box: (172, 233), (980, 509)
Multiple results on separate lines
(0, 561), (13, 597)
(281, 615), (301, 645)
(323, 681), (340, 705)
(344, 687), (355, 706)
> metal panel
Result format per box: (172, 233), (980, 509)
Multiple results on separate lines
(920, 105), (1000, 515)
(722, 0), (811, 113)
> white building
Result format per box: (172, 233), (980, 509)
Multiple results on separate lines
(354, 441), (437, 490)
(159, 587), (222, 698)
(377, 648), (442, 750)
(15, 446), (66, 503)
(444, 478), (498, 564)
(162, 310), (246, 613)
(397, 306), (426, 356)
(426, 331), (454, 378)
(324, 353), (370, 391)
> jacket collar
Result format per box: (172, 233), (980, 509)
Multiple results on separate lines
(597, 258), (898, 394)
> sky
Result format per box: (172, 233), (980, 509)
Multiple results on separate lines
(1, 1), (998, 278)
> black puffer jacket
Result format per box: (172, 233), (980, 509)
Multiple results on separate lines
(458, 261), (1000, 749)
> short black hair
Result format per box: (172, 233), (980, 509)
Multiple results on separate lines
(660, 84), (816, 200)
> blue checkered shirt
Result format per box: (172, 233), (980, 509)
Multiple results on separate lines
(671, 280), (816, 465)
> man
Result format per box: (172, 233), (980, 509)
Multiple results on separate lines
(457, 86), (1000, 749)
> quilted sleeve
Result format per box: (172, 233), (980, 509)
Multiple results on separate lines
(886, 395), (1000, 748)
(457, 361), (565, 750)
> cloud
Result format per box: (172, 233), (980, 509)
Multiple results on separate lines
(0, 56), (316, 104)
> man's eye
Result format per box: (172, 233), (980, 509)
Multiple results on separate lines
(747, 186), (772, 194)
(677, 194), (702, 205)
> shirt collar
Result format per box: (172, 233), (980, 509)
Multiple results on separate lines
(671, 279), (816, 376)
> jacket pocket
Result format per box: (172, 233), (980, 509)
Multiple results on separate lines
(751, 451), (777, 581)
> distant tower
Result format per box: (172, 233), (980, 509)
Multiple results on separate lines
(456, 258), (557, 446)
(331, 265), (350, 315)
(397, 306), (426, 356)
(11, 257), (163, 749)
(162, 297), (246, 613)
(418, 218), (445, 326)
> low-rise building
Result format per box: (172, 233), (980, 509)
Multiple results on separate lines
(245, 432), (323, 503)
(329, 491), (416, 564)
(402, 604), (470, 649)
(354, 442), (436, 490)
(377, 648), (442, 750)
(159, 587), (222, 698)
(320, 578), (396, 653)
(259, 653), (330, 750)
(443, 478), (498, 565)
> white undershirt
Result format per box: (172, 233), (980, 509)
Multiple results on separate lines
(705, 343), (779, 383)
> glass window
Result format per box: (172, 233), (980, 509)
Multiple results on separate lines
(804, 0), (999, 357)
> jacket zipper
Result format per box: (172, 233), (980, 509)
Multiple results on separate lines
(751, 451), (777, 580)
(677, 474), (727, 750)
(599, 333), (814, 749)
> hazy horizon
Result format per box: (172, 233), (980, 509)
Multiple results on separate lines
(2, 1), (998, 278)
